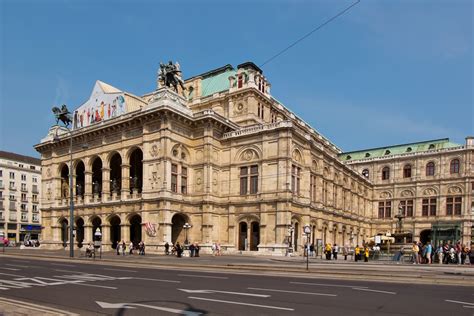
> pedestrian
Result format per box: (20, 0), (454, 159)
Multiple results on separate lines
(211, 243), (217, 256)
(355, 245), (360, 262)
(309, 243), (315, 257)
(165, 242), (170, 255)
(333, 243), (339, 260)
(139, 241), (145, 255)
(216, 243), (221, 256)
(343, 244), (348, 260)
(129, 241), (134, 255)
(325, 243), (332, 260)
(436, 244), (443, 264)
(412, 242), (419, 264)
(425, 241), (432, 264)
(364, 246), (369, 262)
(121, 240), (126, 256)
(455, 242), (462, 265)
(116, 242), (121, 256)
(189, 243), (195, 257)
(195, 243), (200, 257)
(176, 242), (182, 258)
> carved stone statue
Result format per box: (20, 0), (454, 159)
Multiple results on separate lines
(93, 181), (100, 195)
(112, 178), (119, 193)
(52, 104), (73, 127)
(131, 176), (139, 190)
(76, 183), (83, 197)
(158, 61), (186, 93)
(61, 179), (69, 198)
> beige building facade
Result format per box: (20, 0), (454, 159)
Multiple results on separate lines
(34, 62), (473, 254)
(0, 151), (42, 244)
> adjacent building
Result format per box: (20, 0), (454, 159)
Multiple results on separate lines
(34, 62), (473, 254)
(0, 151), (42, 243)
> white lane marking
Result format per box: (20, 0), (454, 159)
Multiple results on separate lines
(188, 296), (294, 311)
(290, 281), (368, 289)
(352, 288), (396, 295)
(5, 264), (28, 268)
(50, 263), (76, 267)
(463, 306), (474, 309)
(0, 297), (79, 315)
(9, 260), (31, 264)
(96, 301), (201, 315)
(179, 289), (269, 297)
(446, 300), (474, 306)
(104, 268), (137, 273)
(133, 277), (181, 283)
(248, 287), (337, 297)
(75, 283), (117, 289)
(178, 274), (228, 279)
(0, 272), (25, 278)
(0, 267), (20, 271)
(54, 269), (81, 273)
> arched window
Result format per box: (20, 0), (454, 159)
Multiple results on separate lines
(426, 162), (435, 176)
(403, 164), (412, 178)
(450, 159), (460, 174)
(381, 167), (390, 180)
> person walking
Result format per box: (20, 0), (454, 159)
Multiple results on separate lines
(325, 243), (332, 260)
(425, 241), (432, 264)
(364, 246), (369, 262)
(194, 243), (200, 257)
(309, 243), (315, 257)
(121, 240), (126, 256)
(412, 242), (419, 264)
(139, 241), (145, 255)
(436, 244), (444, 264)
(176, 242), (182, 258)
(355, 245), (360, 262)
(165, 242), (170, 255)
(129, 241), (134, 255)
(343, 244), (348, 260)
(333, 243), (339, 260)
(189, 243), (195, 257)
(116, 242), (121, 256)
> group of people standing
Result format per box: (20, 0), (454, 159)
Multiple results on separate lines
(164, 242), (201, 257)
(412, 241), (471, 265)
(306, 243), (371, 262)
(115, 240), (146, 256)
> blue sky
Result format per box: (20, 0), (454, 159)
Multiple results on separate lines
(0, 0), (472, 157)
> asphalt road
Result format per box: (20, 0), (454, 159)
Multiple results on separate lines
(0, 256), (473, 315)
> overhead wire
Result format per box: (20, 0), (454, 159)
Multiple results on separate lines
(260, 0), (361, 67)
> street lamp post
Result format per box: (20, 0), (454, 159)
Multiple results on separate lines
(94, 228), (102, 259)
(52, 104), (75, 258)
(303, 224), (311, 271)
(183, 222), (191, 246)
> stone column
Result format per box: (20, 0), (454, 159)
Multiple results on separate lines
(121, 224), (130, 243)
(121, 164), (130, 199)
(102, 224), (111, 249)
(101, 167), (111, 202)
(84, 224), (92, 243)
(84, 171), (93, 203)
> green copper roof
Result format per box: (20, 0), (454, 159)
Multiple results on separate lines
(201, 68), (236, 97)
(339, 138), (461, 161)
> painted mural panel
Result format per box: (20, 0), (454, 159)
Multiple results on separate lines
(72, 81), (126, 130)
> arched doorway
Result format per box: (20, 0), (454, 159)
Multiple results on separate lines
(420, 229), (432, 244)
(129, 148), (143, 193)
(109, 215), (121, 249)
(130, 214), (142, 246)
(60, 165), (69, 199)
(60, 218), (68, 247)
(75, 218), (84, 248)
(109, 153), (122, 195)
(250, 222), (259, 251)
(91, 157), (103, 197)
(171, 214), (186, 244)
(239, 222), (248, 251)
(91, 216), (102, 241)
(75, 161), (85, 198)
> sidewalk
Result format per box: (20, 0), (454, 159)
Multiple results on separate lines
(0, 297), (78, 316)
